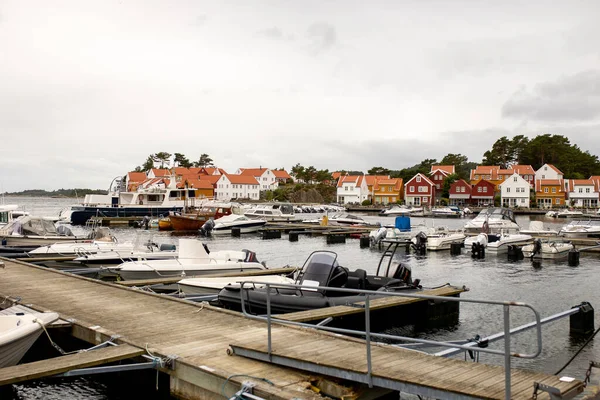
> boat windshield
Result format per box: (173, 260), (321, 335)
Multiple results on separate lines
(297, 251), (339, 286)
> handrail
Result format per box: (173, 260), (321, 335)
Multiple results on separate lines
(238, 281), (543, 400)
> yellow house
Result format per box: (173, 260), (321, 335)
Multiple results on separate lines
(535, 179), (565, 208)
(470, 165), (535, 192)
(372, 178), (404, 204)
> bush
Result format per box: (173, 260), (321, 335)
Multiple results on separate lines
(361, 199), (371, 206)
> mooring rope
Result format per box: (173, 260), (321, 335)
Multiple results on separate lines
(35, 319), (82, 356)
(221, 373), (274, 399)
(555, 325), (600, 375)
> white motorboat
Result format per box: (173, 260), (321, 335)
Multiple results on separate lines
(368, 226), (413, 247)
(328, 213), (367, 226)
(379, 205), (423, 216)
(0, 215), (84, 247)
(555, 209), (584, 218)
(464, 233), (489, 250)
(485, 232), (534, 254)
(464, 208), (520, 234)
(519, 221), (559, 237)
(521, 239), (574, 259)
(418, 226), (466, 251)
(0, 205), (19, 229)
(200, 214), (267, 236)
(244, 203), (297, 222)
(559, 220), (600, 238)
(0, 311), (59, 367)
(178, 274), (295, 295)
(114, 239), (268, 280)
(431, 206), (463, 218)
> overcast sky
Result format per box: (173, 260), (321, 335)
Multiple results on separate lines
(1, 1), (599, 191)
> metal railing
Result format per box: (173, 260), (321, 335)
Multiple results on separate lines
(238, 282), (543, 400)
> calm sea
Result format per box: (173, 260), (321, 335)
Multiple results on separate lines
(3, 196), (600, 398)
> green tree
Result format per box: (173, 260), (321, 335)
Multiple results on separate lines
(193, 153), (214, 168)
(291, 163), (306, 182)
(367, 166), (391, 175)
(314, 169), (333, 183)
(153, 152), (172, 168)
(441, 173), (459, 199)
(482, 136), (530, 168)
(173, 153), (192, 168)
(141, 155), (155, 171)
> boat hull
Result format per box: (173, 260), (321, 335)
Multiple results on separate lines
(70, 206), (183, 226)
(212, 221), (267, 235)
(169, 214), (212, 231)
(117, 265), (266, 281)
(0, 236), (87, 248)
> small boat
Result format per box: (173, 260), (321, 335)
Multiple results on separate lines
(199, 214), (267, 236)
(555, 209), (584, 218)
(484, 232), (534, 254)
(0, 311), (59, 367)
(416, 226), (466, 251)
(0, 216), (84, 247)
(521, 238), (574, 259)
(379, 205), (423, 216)
(113, 238), (267, 280)
(178, 274), (295, 295)
(464, 208), (521, 234)
(215, 245), (422, 315)
(168, 202), (238, 231)
(327, 213), (367, 226)
(244, 203), (297, 222)
(519, 221), (559, 237)
(431, 206), (463, 218)
(559, 220), (600, 238)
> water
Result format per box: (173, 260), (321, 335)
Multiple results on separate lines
(4, 197), (600, 397)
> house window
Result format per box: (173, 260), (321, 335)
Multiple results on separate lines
(513, 176), (517, 182)
(477, 187), (482, 193)
(410, 187), (415, 193)
(483, 187), (487, 193)
(507, 188), (511, 193)
(579, 188), (583, 193)
(544, 188), (549, 193)
(544, 166), (547, 171)
(475, 175), (479, 179)
(542, 175), (545, 179)
(586, 188), (591, 193)
(556, 198), (560, 204)
(416, 176), (421, 183)
(552, 187), (556, 193)
(418, 186), (427, 193)
(521, 198), (525, 203)
(345, 187), (348, 191)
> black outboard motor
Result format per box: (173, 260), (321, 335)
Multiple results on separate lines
(199, 219), (215, 237)
(411, 231), (427, 255)
(137, 216), (151, 230)
(531, 238), (542, 259)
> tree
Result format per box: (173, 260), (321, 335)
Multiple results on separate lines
(439, 153), (471, 180)
(291, 163), (306, 182)
(193, 153), (214, 168)
(482, 136), (530, 168)
(141, 155), (155, 171)
(367, 167), (391, 175)
(314, 169), (333, 183)
(173, 153), (192, 168)
(441, 173), (459, 199)
(153, 152), (172, 168)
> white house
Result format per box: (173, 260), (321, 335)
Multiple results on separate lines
(336, 175), (368, 204)
(499, 173), (530, 208)
(237, 168), (279, 191)
(564, 179), (598, 208)
(215, 174), (260, 201)
(535, 164), (563, 181)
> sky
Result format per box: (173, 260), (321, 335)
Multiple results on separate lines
(1, 0), (599, 191)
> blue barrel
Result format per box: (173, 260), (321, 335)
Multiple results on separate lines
(395, 216), (411, 231)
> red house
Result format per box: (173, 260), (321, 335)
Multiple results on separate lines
(404, 173), (435, 206)
(471, 180), (495, 206)
(430, 165), (455, 193)
(448, 179), (472, 206)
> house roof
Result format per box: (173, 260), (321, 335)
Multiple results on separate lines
(331, 172), (342, 180)
(200, 167), (225, 175)
(430, 165), (455, 175)
(405, 173), (434, 186)
(512, 165), (535, 175)
(451, 179), (472, 191)
(151, 168), (171, 177)
(239, 168), (268, 177)
(473, 179), (495, 188)
(364, 175), (390, 186)
(177, 179), (213, 190)
(189, 167), (202, 174)
(567, 179), (594, 186)
(223, 174), (259, 185)
(272, 170), (291, 179)
(535, 179), (563, 192)
(127, 172), (147, 182)
(199, 175), (221, 185)
(470, 166), (500, 180)
(173, 167), (190, 176)
(498, 173), (528, 187)
(337, 175), (364, 187)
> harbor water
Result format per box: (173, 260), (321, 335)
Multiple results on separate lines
(4, 196), (600, 399)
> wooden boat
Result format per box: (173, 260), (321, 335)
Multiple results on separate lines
(169, 202), (237, 231)
(0, 311), (59, 367)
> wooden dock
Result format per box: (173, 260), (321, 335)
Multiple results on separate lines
(0, 257), (585, 399)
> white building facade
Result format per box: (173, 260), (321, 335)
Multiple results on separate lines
(215, 174), (260, 201)
(499, 173), (530, 208)
(336, 176), (368, 204)
(535, 164), (564, 181)
(565, 179), (598, 207)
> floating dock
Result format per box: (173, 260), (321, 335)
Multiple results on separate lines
(0, 257), (587, 399)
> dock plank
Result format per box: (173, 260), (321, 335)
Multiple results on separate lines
(0, 344), (144, 386)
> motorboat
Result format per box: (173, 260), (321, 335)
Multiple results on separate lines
(519, 221), (559, 237)
(431, 206), (463, 218)
(0, 205), (19, 229)
(463, 208), (520, 234)
(0, 215), (84, 247)
(113, 238), (267, 280)
(559, 220), (600, 238)
(521, 238), (574, 260)
(484, 232), (534, 254)
(379, 205), (423, 216)
(199, 214), (267, 236)
(167, 202), (239, 231)
(244, 203), (297, 222)
(555, 209), (584, 218)
(215, 245), (421, 315)
(0, 311), (59, 367)
(369, 226), (413, 247)
(178, 274), (295, 295)
(415, 226), (466, 251)
(327, 213), (367, 226)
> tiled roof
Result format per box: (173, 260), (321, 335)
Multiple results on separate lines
(512, 165), (535, 175)
(173, 167), (190, 176)
(337, 175), (362, 187)
(272, 170), (291, 179)
(127, 172), (147, 182)
(406, 173), (433, 186)
(223, 174), (259, 185)
(535, 179), (563, 192)
(239, 168), (268, 177)
(331, 172), (342, 180)
(431, 165), (455, 174)
(373, 178), (402, 191)
(200, 175), (221, 185)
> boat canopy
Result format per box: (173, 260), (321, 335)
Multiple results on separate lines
(1, 216), (71, 236)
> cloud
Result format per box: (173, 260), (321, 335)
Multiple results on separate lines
(257, 27), (284, 40)
(192, 14), (208, 27)
(502, 70), (600, 122)
(306, 22), (337, 55)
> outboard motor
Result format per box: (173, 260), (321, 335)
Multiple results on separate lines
(530, 238), (542, 260)
(411, 231), (427, 255)
(137, 216), (151, 230)
(370, 227), (387, 247)
(242, 249), (259, 263)
(199, 219), (215, 237)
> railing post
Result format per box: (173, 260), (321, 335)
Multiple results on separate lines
(365, 295), (372, 388)
(504, 304), (511, 400)
(267, 283), (272, 362)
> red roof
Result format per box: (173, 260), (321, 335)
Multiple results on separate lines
(127, 172), (147, 182)
(337, 175), (364, 188)
(364, 175), (390, 186)
(512, 165), (535, 175)
(173, 167), (190, 176)
(272, 170), (291, 179)
(239, 168), (268, 177)
(374, 178), (402, 191)
(470, 166), (500, 180)
(405, 173), (434, 186)
(223, 174), (259, 185)
(535, 179), (563, 192)
(151, 168), (170, 177)
(430, 165), (455, 174)
(331, 172), (342, 180)
(200, 175), (221, 185)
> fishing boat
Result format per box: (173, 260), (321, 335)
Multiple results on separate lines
(167, 202), (238, 231)
(178, 274), (295, 295)
(215, 244), (421, 315)
(0, 311), (59, 367)
(0, 216), (84, 247)
(113, 239), (267, 280)
(521, 238), (574, 259)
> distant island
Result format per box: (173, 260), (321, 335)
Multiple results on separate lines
(2, 189), (106, 198)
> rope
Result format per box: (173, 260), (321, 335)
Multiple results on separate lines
(221, 374), (274, 399)
(555, 325), (600, 375)
(35, 319), (82, 355)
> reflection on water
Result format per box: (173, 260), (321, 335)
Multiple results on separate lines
(4, 197), (600, 397)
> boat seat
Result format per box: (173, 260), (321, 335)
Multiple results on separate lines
(159, 244), (176, 251)
(346, 269), (367, 290)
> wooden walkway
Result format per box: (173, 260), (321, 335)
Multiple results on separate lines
(0, 258), (584, 399)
